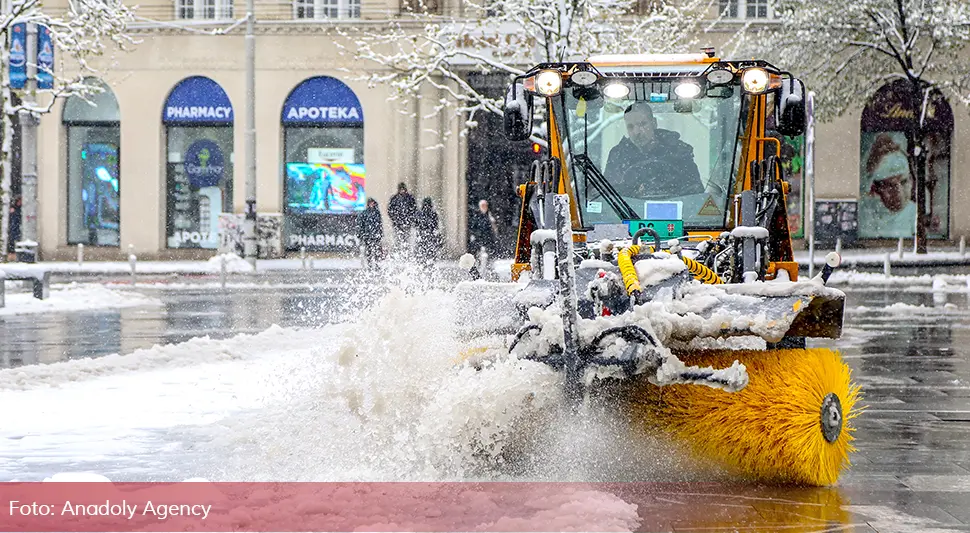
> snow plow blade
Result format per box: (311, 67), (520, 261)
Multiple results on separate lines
(662, 282), (846, 344)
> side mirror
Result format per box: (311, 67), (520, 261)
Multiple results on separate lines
(776, 77), (806, 136)
(504, 80), (533, 141)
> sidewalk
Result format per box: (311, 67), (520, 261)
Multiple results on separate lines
(0, 253), (516, 279)
(793, 245), (970, 269)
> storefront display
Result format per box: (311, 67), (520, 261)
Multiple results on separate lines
(64, 79), (121, 247)
(162, 76), (234, 250)
(281, 76), (365, 252)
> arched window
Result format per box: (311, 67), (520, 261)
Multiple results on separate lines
(162, 76), (234, 250)
(63, 79), (121, 247)
(280, 76), (364, 252)
(859, 80), (953, 239)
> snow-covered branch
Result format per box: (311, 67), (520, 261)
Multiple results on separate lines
(334, 0), (714, 138)
(0, 0), (136, 260)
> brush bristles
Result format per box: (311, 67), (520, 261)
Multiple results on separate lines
(628, 348), (863, 486)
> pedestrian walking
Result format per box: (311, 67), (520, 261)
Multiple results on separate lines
(357, 198), (385, 270)
(468, 199), (498, 278)
(415, 197), (443, 268)
(387, 182), (417, 253)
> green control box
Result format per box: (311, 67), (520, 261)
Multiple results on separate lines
(626, 219), (685, 240)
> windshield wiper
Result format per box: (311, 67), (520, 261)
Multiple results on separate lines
(572, 153), (640, 222)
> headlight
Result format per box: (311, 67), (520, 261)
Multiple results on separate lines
(535, 70), (562, 96)
(742, 68), (769, 93)
(603, 82), (630, 99)
(674, 81), (702, 99)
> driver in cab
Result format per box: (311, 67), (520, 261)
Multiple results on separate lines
(604, 103), (704, 198)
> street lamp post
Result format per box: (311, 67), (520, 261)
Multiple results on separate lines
(243, 0), (257, 269)
(17, 22), (38, 263)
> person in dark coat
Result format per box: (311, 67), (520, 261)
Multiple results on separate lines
(604, 103), (703, 199)
(387, 182), (417, 251)
(357, 197), (385, 270)
(467, 199), (499, 278)
(415, 197), (442, 267)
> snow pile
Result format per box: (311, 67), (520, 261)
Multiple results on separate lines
(0, 283), (162, 316)
(205, 253), (254, 273)
(0, 324), (314, 391)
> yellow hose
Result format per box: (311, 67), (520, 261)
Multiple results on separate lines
(617, 245), (641, 295)
(682, 256), (723, 284)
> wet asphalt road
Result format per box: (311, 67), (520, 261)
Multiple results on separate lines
(2, 272), (970, 531)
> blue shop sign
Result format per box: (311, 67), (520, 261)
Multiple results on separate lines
(163, 76), (233, 124)
(184, 139), (226, 189)
(282, 76), (363, 126)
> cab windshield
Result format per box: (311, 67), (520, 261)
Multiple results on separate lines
(558, 81), (742, 229)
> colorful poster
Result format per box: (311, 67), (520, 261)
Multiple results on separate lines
(859, 80), (952, 239)
(285, 162), (366, 215)
(780, 134), (805, 239)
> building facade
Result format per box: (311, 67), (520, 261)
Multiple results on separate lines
(11, 0), (970, 261)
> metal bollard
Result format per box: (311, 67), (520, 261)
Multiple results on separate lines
(807, 234), (815, 279)
(884, 252), (891, 276)
(300, 246), (307, 270)
(898, 237), (904, 259)
(835, 237), (842, 256)
(0, 270), (5, 308)
(220, 254), (227, 289)
(129, 253), (137, 286)
(960, 236), (966, 257)
(77, 243), (84, 266)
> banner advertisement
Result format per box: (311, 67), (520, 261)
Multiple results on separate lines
(859, 80), (952, 239)
(283, 163), (365, 252)
(780, 134), (805, 239)
(8, 23), (26, 89)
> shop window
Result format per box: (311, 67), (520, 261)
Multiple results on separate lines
(162, 76), (234, 249)
(63, 79), (121, 247)
(859, 79), (953, 239)
(281, 76), (364, 252)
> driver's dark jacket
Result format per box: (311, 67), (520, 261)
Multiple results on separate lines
(603, 130), (704, 199)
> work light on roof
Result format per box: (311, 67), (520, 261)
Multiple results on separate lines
(674, 81), (702, 99)
(535, 70), (562, 96)
(603, 82), (630, 99)
(741, 68), (769, 93)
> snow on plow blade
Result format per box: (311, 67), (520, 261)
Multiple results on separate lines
(664, 282), (846, 344)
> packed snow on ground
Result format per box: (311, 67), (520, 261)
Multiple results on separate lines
(0, 283), (162, 316)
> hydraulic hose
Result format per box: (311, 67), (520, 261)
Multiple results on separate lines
(618, 245), (641, 296)
(683, 256), (723, 284)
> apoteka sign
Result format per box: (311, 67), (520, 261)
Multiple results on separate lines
(285, 106), (360, 121)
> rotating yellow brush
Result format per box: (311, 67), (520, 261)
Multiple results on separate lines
(627, 347), (863, 486)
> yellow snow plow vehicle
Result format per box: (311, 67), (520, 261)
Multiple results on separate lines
(457, 50), (862, 486)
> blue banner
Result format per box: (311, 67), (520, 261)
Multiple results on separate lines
(281, 76), (363, 126)
(163, 76), (234, 124)
(36, 25), (53, 90)
(9, 23), (26, 90)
